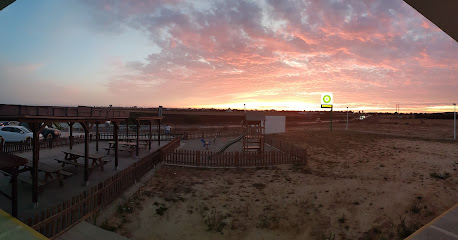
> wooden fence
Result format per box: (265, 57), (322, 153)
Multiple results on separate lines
(165, 136), (306, 168)
(1, 136), (85, 154)
(264, 135), (307, 162)
(20, 138), (181, 239)
(165, 150), (306, 168)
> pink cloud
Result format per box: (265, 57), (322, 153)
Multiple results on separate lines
(78, 0), (458, 110)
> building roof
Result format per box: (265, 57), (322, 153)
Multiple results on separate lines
(0, 151), (27, 171)
(245, 112), (266, 121)
(404, 0), (458, 42)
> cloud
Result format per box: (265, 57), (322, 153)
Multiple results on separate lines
(81, 0), (458, 110)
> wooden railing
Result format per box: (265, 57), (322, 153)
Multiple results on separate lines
(97, 133), (153, 140)
(20, 138), (181, 239)
(1, 136), (85, 154)
(97, 129), (242, 141)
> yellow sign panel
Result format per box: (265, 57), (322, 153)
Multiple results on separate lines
(321, 104), (333, 108)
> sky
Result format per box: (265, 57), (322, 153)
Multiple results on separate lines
(0, 0), (457, 113)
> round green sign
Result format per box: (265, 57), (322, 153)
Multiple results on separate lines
(323, 95), (331, 103)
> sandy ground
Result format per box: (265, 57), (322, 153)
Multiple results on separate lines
(178, 136), (276, 152)
(99, 118), (458, 240)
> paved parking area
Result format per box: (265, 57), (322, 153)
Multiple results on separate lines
(407, 204), (458, 240)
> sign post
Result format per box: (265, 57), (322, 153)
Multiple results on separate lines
(321, 93), (333, 132)
(346, 107), (348, 130)
(330, 105), (333, 132)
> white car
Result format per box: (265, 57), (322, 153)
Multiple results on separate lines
(0, 126), (42, 142)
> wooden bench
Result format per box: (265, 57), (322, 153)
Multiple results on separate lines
(104, 147), (112, 155)
(60, 170), (73, 178)
(17, 175), (46, 192)
(104, 147), (135, 156)
(120, 147), (135, 156)
(55, 158), (84, 168)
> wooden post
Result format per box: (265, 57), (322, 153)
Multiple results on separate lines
(81, 122), (90, 186)
(136, 120), (140, 157)
(30, 122), (43, 207)
(149, 120), (152, 151)
(113, 121), (119, 170)
(68, 122), (74, 150)
(95, 122), (99, 152)
(158, 119), (161, 146)
(11, 167), (18, 217)
(235, 152), (239, 168)
(271, 151), (275, 166)
(126, 119), (129, 140)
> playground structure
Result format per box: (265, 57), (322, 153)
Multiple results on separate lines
(242, 113), (265, 154)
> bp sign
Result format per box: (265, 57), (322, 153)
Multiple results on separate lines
(321, 93), (333, 108)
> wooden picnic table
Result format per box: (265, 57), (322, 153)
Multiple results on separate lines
(113, 141), (136, 147)
(108, 141), (149, 148)
(18, 161), (71, 191)
(105, 141), (139, 156)
(58, 150), (109, 171)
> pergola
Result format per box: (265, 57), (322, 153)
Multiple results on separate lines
(0, 152), (27, 217)
(0, 104), (163, 208)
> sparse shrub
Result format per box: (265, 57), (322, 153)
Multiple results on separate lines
(100, 220), (117, 232)
(338, 213), (346, 223)
(429, 171), (450, 179)
(117, 202), (134, 214)
(252, 183), (266, 190)
(156, 206), (168, 216)
(204, 210), (227, 232)
(397, 217), (417, 239)
(321, 232), (335, 240)
(257, 213), (279, 229)
(409, 203), (421, 214)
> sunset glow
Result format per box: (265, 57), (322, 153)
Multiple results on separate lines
(0, 1), (456, 113)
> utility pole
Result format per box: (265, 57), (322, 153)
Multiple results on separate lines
(454, 103), (456, 140)
(346, 107), (348, 130)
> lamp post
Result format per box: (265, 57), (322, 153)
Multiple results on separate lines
(346, 107), (348, 130)
(454, 103), (456, 140)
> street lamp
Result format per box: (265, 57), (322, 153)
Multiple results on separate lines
(454, 103), (456, 140)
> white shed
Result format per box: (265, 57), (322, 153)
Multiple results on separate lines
(263, 116), (286, 134)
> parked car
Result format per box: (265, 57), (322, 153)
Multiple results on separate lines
(20, 123), (61, 139)
(0, 126), (43, 142)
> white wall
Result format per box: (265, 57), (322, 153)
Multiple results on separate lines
(264, 116), (286, 134)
